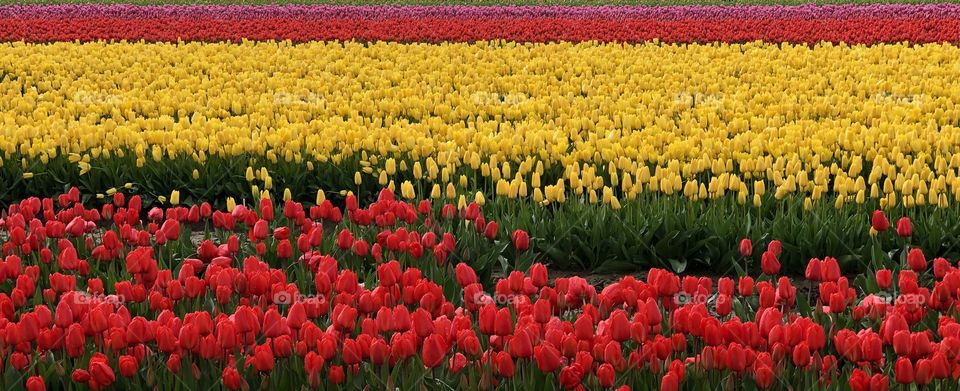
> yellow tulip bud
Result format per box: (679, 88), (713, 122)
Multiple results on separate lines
(610, 196), (621, 210)
(413, 162), (423, 179)
(446, 182), (456, 200)
(385, 158), (396, 175)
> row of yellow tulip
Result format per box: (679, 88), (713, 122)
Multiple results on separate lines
(2, 41), (960, 208)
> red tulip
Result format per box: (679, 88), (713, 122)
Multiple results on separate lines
(804, 258), (822, 281)
(739, 238), (753, 257)
(535, 343), (563, 372)
(791, 342), (811, 367)
(119, 355), (138, 378)
(914, 359), (933, 386)
(65, 324), (85, 358)
(895, 357), (914, 384)
(933, 257), (951, 279)
(276, 239), (293, 259)
(660, 371), (679, 391)
(597, 363), (616, 387)
(609, 310), (631, 342)
(71, 369), (90, 383)
(25, 376), (44, 391)
(767, 240), (782, 256)
(907, 248), (927, 272)
(328, 365), (345, 384)
(495, 351), (515, 377)
(870, 374), (889, 391)
(754, 365), (775, 389)
(483, 221), (498, 239)
(574, 314), (593, 341)
(511, 229), (530, 251)
(252, 344), (275, 372)
(559, 363), (584, 389)
(455, 263), (477, 288)
(370, 339), (390, 365)
(166, 354), (182, 373)
(422, 334), (447, 368)
(738, 276), (755, 296)
(876, 269), (892, 290)
(848, 369), (869, 391)
(89, 354), (116, 387)
(871, 210), (890, 232)
(412, 308), (434, 338)
(530, 262), (548, 287)
(336, 229), (354, 250)
(761, 251), (780, 276)
(343, 338), (362, 365)
(447, 352), (467, 374)
(896, 217), (912, 238)
(893, 330), (912, 356)
(495, 308), (513, 337)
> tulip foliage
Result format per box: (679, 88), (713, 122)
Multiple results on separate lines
(0, 187), (958, 390)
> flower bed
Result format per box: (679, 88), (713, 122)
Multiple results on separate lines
(1, 187), (958, 390)
(0, 5), (959, 43)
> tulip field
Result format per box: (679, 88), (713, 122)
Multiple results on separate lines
(3, 2), (960, 391)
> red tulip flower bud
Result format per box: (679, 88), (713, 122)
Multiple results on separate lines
(512, 229), (530, 252)
(871, 210), (890, 232)
(896, 217), (913, 238)
(739, 238), (753, 257)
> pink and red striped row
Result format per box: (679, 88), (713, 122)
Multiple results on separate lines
(1, 5), (959, 44)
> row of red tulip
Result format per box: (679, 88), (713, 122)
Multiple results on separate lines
(1, 188), (959, 390)
(0, 17), (958, 44)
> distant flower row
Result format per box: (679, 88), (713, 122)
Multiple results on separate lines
(0, 5), (958, 43)
(2, 4), (960, 20)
